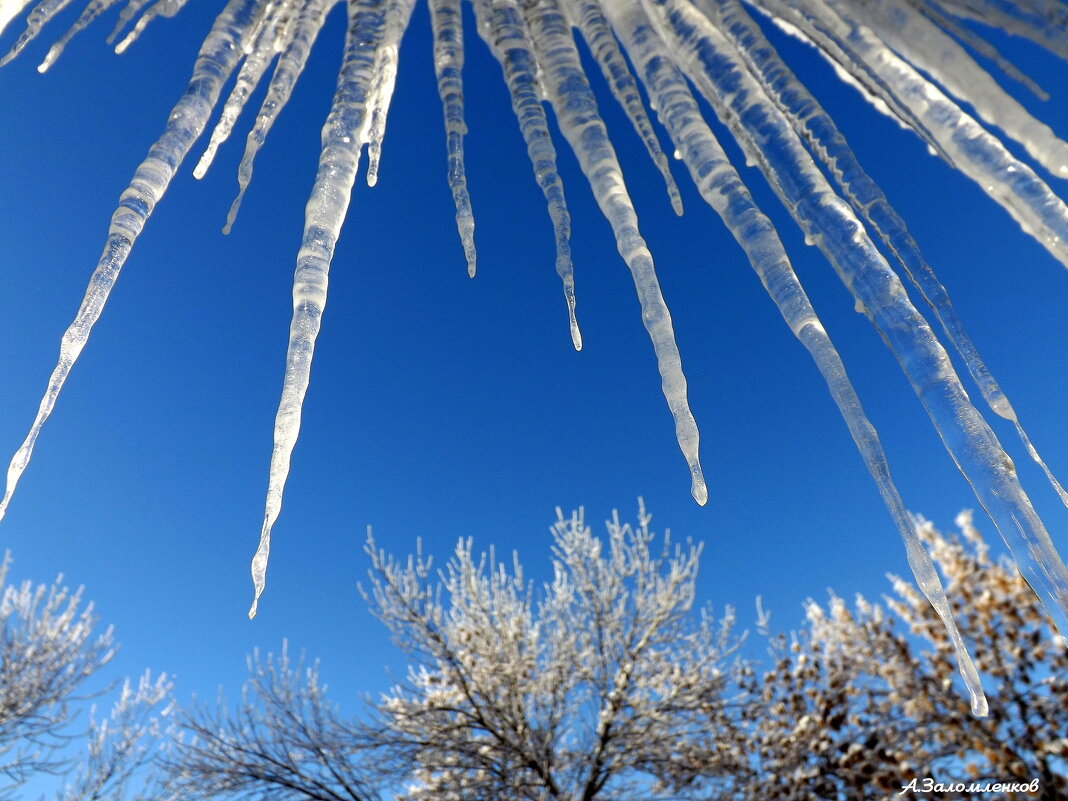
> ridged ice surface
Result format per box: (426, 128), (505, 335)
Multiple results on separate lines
(428, 0), (476, 274)
(841, 0), (1068, 175)
(609, 0), (986, 715)
(2, 0), (1068, 680)
(524, 0), (706, 502)
(757, 0), (1068, 269)
(195, 0), (297, 180)
(1, 0), (75, 65)
(709, 0), (1068, 506)
(475, 0), (580, 349)
(653, 0), (1068, 647)
(250, 0), (390, 618)
(566, 0), (683, 215)
(363, 0), (416, 187)
(224, 0), (337, 234)
(0, 0), (262, 525)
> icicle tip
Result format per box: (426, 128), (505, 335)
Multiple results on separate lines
(691, 475), (708, 506)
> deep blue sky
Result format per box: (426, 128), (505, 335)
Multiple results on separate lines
(0, 0), (1067, 749)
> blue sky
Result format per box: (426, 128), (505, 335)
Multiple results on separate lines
(0, 0), (1067, 753)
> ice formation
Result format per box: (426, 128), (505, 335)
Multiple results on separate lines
(2, 0), (1068, 711)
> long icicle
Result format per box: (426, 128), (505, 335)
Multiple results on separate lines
(521, 0), (706, 504)
(608, 0), (986, 716)
(114, 0), (191, 54)
(363, 0), (416, 187)
(0, 0), (264, 525)
(750, 0), (948, 154)
(835, 0), (1068, 175)
(934, 0), (1068, 61)
(115, 0), (193, 54)
(756, 0), (1068, 269)
(706, 0), (1068, 506)
(564, 0), (683, 215)
(649, 0), (1068, 638)
(0, 0), (74, 65)
(250, 0), (387, 618)
(224, 0), (336, 234)
(476, 0), (580, 350)
(107, 0), (151, 44)
(428, 0), (477, 276)
(908, 0), (1049, 100)
(38, 0), (121, 73)
(195, 0), (296, 179)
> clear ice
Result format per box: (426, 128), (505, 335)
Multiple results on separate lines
(2, 0), (1068, 710)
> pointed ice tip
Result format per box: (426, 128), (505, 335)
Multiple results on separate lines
(970, 691), (989, 718)
(670, 191), (683, 217)
(691, 478), (708, 506)
(248, 597), (259, 619)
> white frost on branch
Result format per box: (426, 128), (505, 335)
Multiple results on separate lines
(362, 501), (746, 800)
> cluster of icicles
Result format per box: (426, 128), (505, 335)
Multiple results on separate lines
(2, 0), (1068, 714)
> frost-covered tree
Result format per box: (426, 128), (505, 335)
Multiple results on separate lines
(162, 507), (1068, 800)
(165, 503), (748, 801)
(363, 503), (747, 801)
(0, 553), (174, 801)
(686, 512), (1068, 801)
(164, 645), (384, 801)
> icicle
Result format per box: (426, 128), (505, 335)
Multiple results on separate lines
(114, 0), (191, 54)
(107, 0), (150, 44)
(38, 0), (121, 73)
(0, 0), (33, 39)
(0, 0), (264, 525)
(934, 0), (1068, 61)
(564, 0), (683, 215)
(195, 1), (296, 179)
(428, 0), (477, 276)
(609, 0), (986, 717)
(1, 0), (74, 66)
(521, 0), (706, 503)
(756, 0), (1068, 270)
(706, 0), (1068, 505)
(224, 0), (335, 234)
(908, 0), (1049, 100)
(751, 0), (947, 155)
(363, 0), (415, 187)
(475, 0), (580, 350)
(250, 0), (387, 618)
(836, 0), (1068, 176)
(649, 0), (1068, 645)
